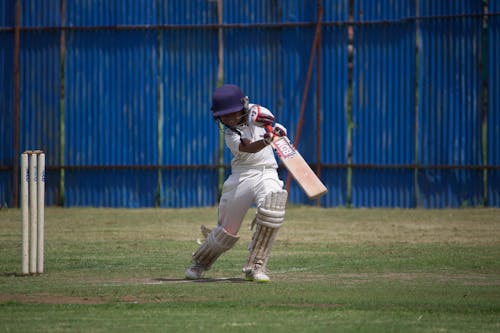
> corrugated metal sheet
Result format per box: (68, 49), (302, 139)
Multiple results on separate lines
(1, 0), (497, 208)
(64, 1), (158, 207)
(158, 1), (219, 207)
(21, 0), (61, 27)
(316, 0), (349, 207)
(67, 0), (156, 26)
(489, 1), (500, 206)
(20, 31), (60, 164)
(352, 0), (416, 207)
(418, 1), (484, 207)
(65, 30), (158, 166)
(65, 169), (156, 207)
(0, 0), (15, 205)
(18, 0), (61, 206)
(0, 0), (14, 25)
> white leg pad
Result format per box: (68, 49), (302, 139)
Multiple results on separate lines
(192, 226), (239, 270)
(245, 190), (288, 271)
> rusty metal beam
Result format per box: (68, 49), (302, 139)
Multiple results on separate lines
(1, 164), (499, 172)
(315, 0), (323, 206)
(1, 12), (500, 33)
(59, 0), (67, 206)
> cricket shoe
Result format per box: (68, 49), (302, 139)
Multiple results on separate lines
(185, 263), (206, 280)
(244, 264), (270, 283)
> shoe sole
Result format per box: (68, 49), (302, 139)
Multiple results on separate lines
(245, 276), (270, 283)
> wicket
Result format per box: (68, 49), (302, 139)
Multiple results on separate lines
(21, 150), (45, 275)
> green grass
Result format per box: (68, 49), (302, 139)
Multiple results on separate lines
(1, 207), (500, 332)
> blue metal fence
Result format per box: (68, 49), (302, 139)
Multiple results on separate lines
(418, 0), (485, 208)
(489, 0), (500, 207)
(352, 0), (416, 207)
(0, 1), (15, 207)
(0, 0), (498, 208)
(319, 0), (349, 207)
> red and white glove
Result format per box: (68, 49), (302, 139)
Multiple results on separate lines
(273, 123), (287, 137)
(249, 105), (275, 127)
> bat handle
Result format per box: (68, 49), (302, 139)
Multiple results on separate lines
(265, 125), (274, 136)
(264, 125), (276, 144)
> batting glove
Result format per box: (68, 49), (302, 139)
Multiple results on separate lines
(273, 123), (287, 137)
(249, 106), (275, 127)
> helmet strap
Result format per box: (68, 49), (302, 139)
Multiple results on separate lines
(216, 117), (243, 137)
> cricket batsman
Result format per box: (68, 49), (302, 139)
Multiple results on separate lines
(185, 84), (288, 282)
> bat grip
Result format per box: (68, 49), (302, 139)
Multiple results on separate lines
(264, 125), (275, 145)
(265, 125), (274, 136)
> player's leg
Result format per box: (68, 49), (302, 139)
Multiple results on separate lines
(185, 225), (240, 279)
(244, 172), (287, 282)
(185, 173), (254, 279)
(217, 176), (255, 235)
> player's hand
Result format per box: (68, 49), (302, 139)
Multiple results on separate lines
(249, 106), (275, 127)
(263, 132), (273, 145)
(273, 123), (287, 137)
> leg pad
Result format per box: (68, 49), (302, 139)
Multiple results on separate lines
(245, 190), (287, 272)
(192, 226), (239, 270)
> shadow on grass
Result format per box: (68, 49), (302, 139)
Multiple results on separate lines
(153, 277), (248, 283)
(1, 272), (40, 277)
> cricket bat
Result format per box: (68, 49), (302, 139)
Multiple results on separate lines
(266, 126), (327, 199)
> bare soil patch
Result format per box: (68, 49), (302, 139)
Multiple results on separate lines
(0, 294), (109, 304)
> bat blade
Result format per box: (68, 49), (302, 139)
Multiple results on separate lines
(271, 135), (327, 199)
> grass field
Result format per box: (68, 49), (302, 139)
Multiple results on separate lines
(1, 207), (500, 332)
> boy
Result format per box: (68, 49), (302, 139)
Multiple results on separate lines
(185, 84), (288, 282)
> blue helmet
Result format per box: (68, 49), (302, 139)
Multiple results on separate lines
(211, 84), (247, 117)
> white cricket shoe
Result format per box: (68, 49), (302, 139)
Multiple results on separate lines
(185, 263), (205, 280)
(244, 264), (270, 283)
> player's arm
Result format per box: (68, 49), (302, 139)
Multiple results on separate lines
(240, 105), (288, 153)
(239, 123), (287, 153)
(238, 136), (271, 153)
(225, 130), (270, 154)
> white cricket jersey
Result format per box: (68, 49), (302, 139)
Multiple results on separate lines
(225, 119), (278, 171)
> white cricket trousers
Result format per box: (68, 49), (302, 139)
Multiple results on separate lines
(218, 167), (284, 235)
